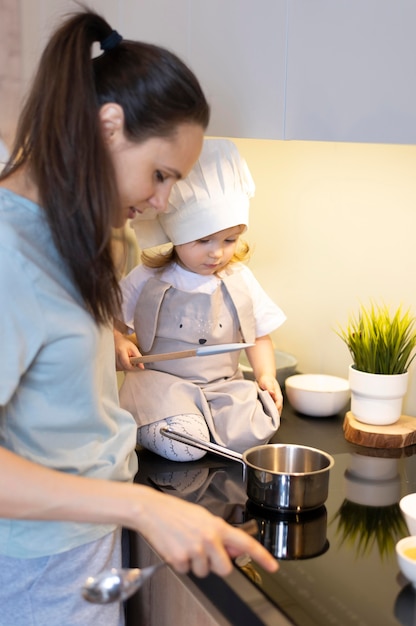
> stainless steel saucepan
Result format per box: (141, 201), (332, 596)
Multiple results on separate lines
(161, 428), (334, 512)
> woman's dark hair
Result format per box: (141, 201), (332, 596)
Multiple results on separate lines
(1, 9), (209, 324)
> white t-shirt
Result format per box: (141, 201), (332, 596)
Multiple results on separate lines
(120, 261), (286, 337)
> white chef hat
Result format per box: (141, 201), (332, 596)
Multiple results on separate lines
(130, 138), (255, 249)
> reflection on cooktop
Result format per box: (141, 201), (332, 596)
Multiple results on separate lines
(137, 449), (416, 626)
(244, 501), (329, 561)
(395, 583), (416, 626)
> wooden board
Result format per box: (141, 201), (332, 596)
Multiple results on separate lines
(343, 411), (416, 448)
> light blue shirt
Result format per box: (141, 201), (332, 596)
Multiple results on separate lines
(0, 189), (138, 558)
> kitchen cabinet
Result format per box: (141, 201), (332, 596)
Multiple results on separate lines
(19, 0), (288, 140)
(182, 1), (287, 139)
(126, 533), (229, 626)
(285, 0), (416, 144)
(126, 527), (290, 626)
(19, 0), (416, 143)
(118, 0), (288, 139)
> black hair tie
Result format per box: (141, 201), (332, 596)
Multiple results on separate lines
(100, 30), (123, 52)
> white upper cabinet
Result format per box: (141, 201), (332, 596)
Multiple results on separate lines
(185, 1), (287, 139)
(20, 0), (416, 143)
(122, 0), (288, 139)
(285, 0), (416, 144)
(120, 0), (189, 60)
(20, 0), (288, 140)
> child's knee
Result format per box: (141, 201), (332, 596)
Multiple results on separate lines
(138, 414), (209, 462)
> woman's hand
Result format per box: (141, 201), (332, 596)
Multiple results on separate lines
(133, 487), (279, 578)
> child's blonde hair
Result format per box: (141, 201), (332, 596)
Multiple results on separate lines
(141, 237), (251, 270)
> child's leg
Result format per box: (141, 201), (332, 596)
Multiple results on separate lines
(137, 413), (210, 462)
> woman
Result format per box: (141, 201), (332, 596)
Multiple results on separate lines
(0, 9), (277, 626)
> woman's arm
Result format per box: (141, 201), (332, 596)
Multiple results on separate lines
(0, 447), (278, 578)
(245, 335), (283, 414)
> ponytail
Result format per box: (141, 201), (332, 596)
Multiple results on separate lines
(1, 9), (209, 324)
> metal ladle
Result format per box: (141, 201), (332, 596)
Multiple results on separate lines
(82, 520), (259, 604)
(82, 561), (165, 604)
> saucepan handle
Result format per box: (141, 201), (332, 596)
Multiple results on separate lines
(160, 427), (245, 466)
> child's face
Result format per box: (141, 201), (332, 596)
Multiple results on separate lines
(175, 225), (244, 275)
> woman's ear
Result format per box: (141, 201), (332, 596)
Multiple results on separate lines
(99, 103), (125, 144)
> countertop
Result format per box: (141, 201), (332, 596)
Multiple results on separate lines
(127, 396), (416, 625)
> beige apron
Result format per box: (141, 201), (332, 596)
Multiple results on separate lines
(119, 273), (279, 453)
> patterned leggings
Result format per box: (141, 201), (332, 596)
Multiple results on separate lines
(137, 413), (210, 462)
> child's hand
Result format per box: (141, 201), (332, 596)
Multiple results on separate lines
(257, 375), (283, 414)
(114, 328), (144, 371)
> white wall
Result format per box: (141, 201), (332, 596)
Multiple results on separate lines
(229, 138), (416, 415)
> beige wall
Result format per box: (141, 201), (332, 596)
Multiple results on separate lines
(229, 138), (416, 415)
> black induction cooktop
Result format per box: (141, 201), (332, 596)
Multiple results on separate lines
(137, 447), (416, 626)
(240, 451), (416, 626)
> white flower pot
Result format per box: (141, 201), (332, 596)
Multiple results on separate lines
(348, 364), (408, 426)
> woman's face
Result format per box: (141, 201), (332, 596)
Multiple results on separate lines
(107, 121), (204, 228)
(175, 225), (245, 275)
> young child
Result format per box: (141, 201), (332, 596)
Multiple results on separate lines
(115, 138), (286, 461)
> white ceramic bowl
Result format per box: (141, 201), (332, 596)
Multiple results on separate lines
(240, 350), (298, 387)
(396, 536), (416, 588)
(400, 494), (416, 535)
(285, 374), (350, 417)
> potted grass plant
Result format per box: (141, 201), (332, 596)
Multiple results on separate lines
(337, 302), (416, 425)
